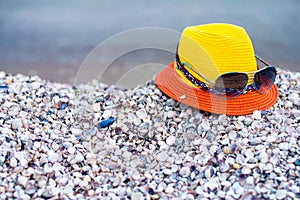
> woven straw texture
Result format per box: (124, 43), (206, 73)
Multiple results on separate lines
(178, 23), (257, 85)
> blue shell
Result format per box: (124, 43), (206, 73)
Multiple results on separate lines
(0, 85), (8, 89)
(98, 117), (115, 128)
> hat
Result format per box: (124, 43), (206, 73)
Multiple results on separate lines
(155, 23), (278, 115)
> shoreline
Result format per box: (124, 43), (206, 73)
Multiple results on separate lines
(0, 68), (300, 199)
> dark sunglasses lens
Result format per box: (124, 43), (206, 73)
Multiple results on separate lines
(254, 67), (276, 93)
(215, 73), (248, 91)
(214, 73), (248, 99)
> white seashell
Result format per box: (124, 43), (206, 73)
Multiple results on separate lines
(136, 109), (147, 119)
(156, 151), (168, 162)
(163, 168), (172, 175)
(68, 146), (76, 154)
(244, 117), (253, 125)
(11, 118), (22, 130)
(93, 103), (101, 112)
(221, 181), (231, 189)
(102, 110), (112, 119)
(157, 127), (164, 133)
(288, 93), (299, 105)
(179, 166), (191, 177)
(18, 175), (28, 186)
(122, 151), (132, 160)
(285, 101), (293, 108)
(235, 121), (244, 130)
(259, 151), (269, 163)
(275, 190), (287, 199)
(201, 120), (211, 131)
(166, 135), (176, 146)
(133, 118), (141, 126)
(241, 166), (251, 175)
(10, 157), (18, 167)
(252, 110), (261, 120)
(266, 135), (277, 143)
(228, 131), (237, 140)
(167, 110), (175, 118)
(195, 186), (203, 194)
(204, 179), (219, 191)
(157, 182), (167, 192)
(48, 150), (60, 163)
(131, 192), (142, 200)
(245, 176), (255, 185)
(20, 157), (28, 167)
(165, 185), (174, 194)
(75, 153), (84, 163)
(219, 162), (230, 173)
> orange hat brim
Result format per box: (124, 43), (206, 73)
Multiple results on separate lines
(155, 63), (278, 116)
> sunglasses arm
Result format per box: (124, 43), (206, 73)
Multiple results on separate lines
(181, 62), (215, 85)
(255, 54), (270, 66)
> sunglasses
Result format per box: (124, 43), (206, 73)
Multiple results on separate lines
(175, 52), (277, 99)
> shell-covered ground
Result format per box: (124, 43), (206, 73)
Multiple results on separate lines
(0, 69), (300, 199)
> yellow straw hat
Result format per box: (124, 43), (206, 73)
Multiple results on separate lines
(155, 23), (278, 115)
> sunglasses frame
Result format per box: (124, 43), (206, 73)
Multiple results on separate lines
(175, 51), (277, 98)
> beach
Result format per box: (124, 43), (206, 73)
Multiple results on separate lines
(0, 67), (299, 199)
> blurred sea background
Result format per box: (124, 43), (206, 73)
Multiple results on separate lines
(0, 0), (299, 86)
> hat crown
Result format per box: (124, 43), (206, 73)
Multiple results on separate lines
(178, 23), (257, 83)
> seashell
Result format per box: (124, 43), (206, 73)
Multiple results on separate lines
(93, 103), (101, 112)
(179, 166), (191, 178)
(241, 166), (251, 175)
(233, 163), (240, 169)
(284, 101), (293, 108)
(275, 190), (287, 200)
(204, 178), (219, 191)
(167, 110), (175, 118)
(259, 151), (269, 163)
(102, 110), (112, 119)
(205, 166), (215, 178)
(288, 93), (299, 105)
(219, 162), (230, 173)
(98, 117), (115, 129)
(201, 120), (211, 131)
(235, 121), (244, 130)
(136, 109), (147, 119)
(241, 191), (254, 200)
(11, 118), (22, 130)
(156, 151), (168, 162)
(222, 146), (232, 154)
(18, 175), (28, 186)
(252, 110), (261, 120)
(133, 118), (141, 126)
(228, 131), (237, 140)
(166, 135), (176, 146)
